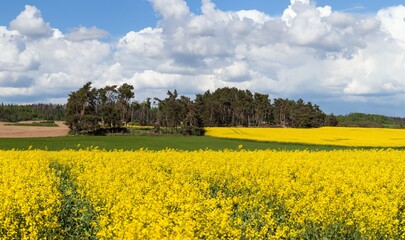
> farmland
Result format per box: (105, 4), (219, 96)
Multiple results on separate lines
(1, 125), (405, 239)
(1, 124), (404, 151)
(0, 121), (68, 138)
(1, 149), (405, 239)
(206, 127), (405, 147)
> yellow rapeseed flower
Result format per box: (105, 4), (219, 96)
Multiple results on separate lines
(205, 127), (405, 147)
(1, 148), (405, 239)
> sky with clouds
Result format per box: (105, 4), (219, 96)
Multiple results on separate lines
(0, 0), (405, 116)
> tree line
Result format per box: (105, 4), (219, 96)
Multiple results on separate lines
(337, 113), (405, 128)
(7, 82), (403, 135)
(0, 103), (65, 122)
(64, 82), (340, 135)
(199, 88), (333, 128)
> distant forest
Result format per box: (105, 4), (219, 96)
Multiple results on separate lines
(0, 103), (65, 122)
(337, 113), (405, 128)
(1, 83), (404, 134)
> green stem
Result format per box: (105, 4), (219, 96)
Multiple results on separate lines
(50, 161), (98, 239)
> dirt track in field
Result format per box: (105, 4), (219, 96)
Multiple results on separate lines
(0, 121), (69, 138)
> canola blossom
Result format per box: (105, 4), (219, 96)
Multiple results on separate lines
(205, 127), (405, 147)
(1, 149), (405, 239)
(0, 151), (60, 239)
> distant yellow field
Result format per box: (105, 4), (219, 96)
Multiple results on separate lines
(205, 127), (405, 147)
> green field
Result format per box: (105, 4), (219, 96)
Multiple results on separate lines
(0, 135), (363, 151)
(5, 121), (58, 127)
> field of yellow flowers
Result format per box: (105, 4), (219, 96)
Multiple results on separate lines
(1, 148), (405, 239)
(205, 127), (405, 147)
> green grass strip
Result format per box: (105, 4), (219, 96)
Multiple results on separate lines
(0, 135), (356, 151)
(1, 135), (404, 151)
(49, 161), (98, 239)
(5, 122), (58, 127)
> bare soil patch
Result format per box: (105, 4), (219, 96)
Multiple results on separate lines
(0, 121), (69, 138)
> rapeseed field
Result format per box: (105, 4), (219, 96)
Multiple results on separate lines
(1, 148), (405, 239)
(205, 127), (405, 147)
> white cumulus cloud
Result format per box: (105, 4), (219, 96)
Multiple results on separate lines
(66, 26), (109, 41)
(378, 5), (405, 46)
(0, 27), (40, 72)
(9, 5), (52, 38)
(149, 0), (190, 20)
(118, 28), (163, 58)
(1, 2), (405, 115)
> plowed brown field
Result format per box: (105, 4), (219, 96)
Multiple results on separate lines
(0, 121), (69, 138)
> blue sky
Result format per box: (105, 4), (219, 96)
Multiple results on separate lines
(1, 1), (404, 35)
(0, 0), (405, 116)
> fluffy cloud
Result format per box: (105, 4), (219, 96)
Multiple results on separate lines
(125, 0), (404, 114)
(1, 1), (405, 115)
(149, 0), (190, 20)
(214, 61), (250, 82)
(66, 26), (109, 41)
(0, 27), (40, 72)
(117, 28), (163, 58)
(236, 10), (271, 25)
(378, 5), (405, 45)
(9, 5), (52, 38)
(0, 5), (112, 102)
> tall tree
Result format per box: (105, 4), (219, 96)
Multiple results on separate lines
(253, 93), (273, 126)
(65, 82), (99, 133)
(117, 83), (135, 125)
(98, 85), (120, 128)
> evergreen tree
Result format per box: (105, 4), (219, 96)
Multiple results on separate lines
(65, 82), (99, 133)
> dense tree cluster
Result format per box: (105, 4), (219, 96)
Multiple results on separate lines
(130, 98), (155, 126)
(128, 87), (336, 136)
(0, 103), (65, 122)
(65, 83), (338, 135)
(194, 88), (332, 128)
(65, 82), (135, 134)
(65, 83), (339, 134)
(154, 90), (205, 135)
(194, 88), (272, 127)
